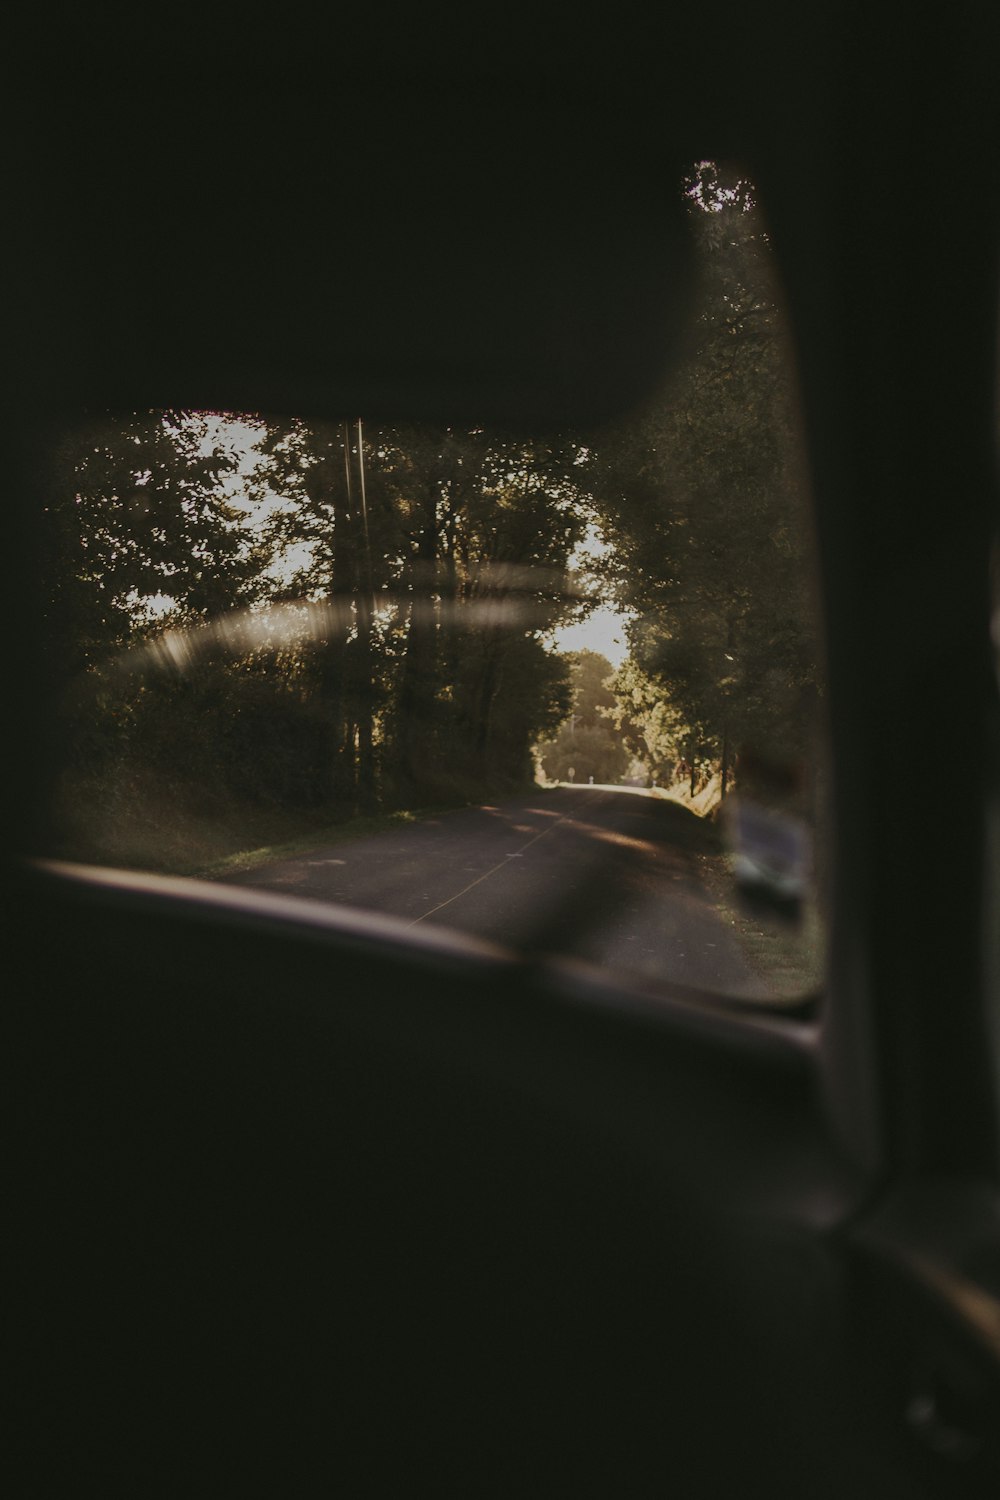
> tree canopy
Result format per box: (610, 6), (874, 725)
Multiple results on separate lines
(585, 163), (822, 794)
(42, 414), (591, 864)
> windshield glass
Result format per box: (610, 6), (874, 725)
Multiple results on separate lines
(39, 163), (827, 1006)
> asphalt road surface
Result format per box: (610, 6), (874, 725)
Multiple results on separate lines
(221, 786), (759, 996)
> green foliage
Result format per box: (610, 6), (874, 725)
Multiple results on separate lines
(252, 420), (588, 804)
(536, 721), (630, 785)
(586, 163), (821, 781)
(42, 411), (267, 678)
(606, 656), (688, 783)
(536, 651), (631, 784)
(562, 648), (619, 727)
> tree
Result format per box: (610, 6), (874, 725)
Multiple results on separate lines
(42, 410), (265, 678)
(606, 655), (688, 785)
(536, 651), (631, 784)
(39, 410), (329, 863)
(256, 420), (589, 805)
(252, 418), (389, 811)
(587, 163), (822, 797)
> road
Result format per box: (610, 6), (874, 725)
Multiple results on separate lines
(220, 786), (759, 996)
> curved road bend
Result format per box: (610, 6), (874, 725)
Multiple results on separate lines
(220, 786), (759, 996)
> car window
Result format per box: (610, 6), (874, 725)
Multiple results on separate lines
(39, 162), (827, 1006)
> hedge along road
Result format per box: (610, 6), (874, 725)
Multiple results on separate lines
(219, 786), (759, 999)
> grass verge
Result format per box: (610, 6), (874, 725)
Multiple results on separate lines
(693, 847), (825, 1004)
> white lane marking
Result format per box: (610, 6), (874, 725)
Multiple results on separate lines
(406, 799), (591, 927)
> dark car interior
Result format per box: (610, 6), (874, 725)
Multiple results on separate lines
(10, 7), (1000, 1496)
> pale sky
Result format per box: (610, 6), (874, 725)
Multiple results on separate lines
(549, 606), (630, 666)
(548, 523), (630, 666)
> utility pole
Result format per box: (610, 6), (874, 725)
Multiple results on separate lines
(343, 418), (377, 813)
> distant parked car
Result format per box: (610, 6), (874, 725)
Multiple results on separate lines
(723, 795), (811, 919)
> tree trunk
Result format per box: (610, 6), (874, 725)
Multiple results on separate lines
(473, 642), (503, 779)
(353, 591), (377, 813)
